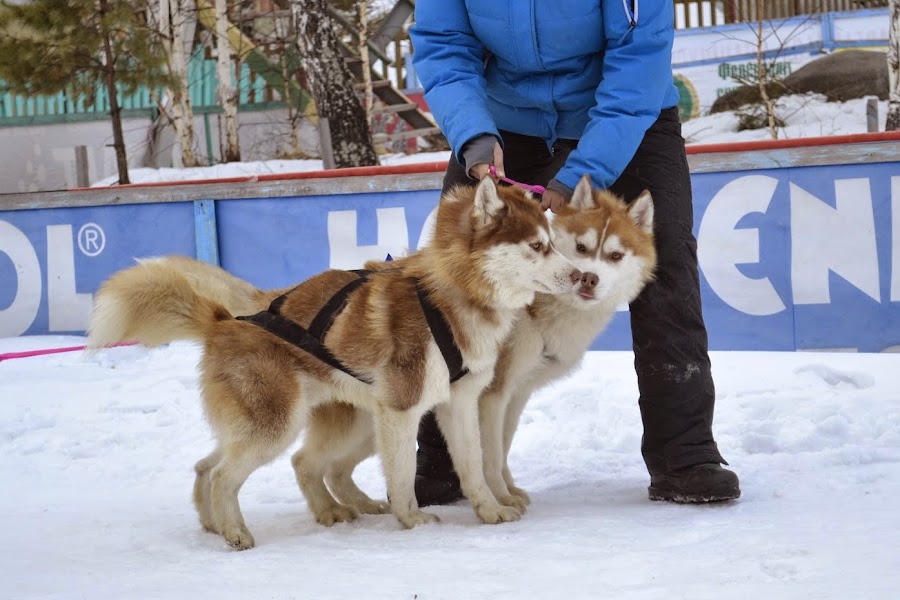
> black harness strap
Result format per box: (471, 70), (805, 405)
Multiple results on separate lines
(416, 283), (469, 383)
(237, 269), (469, 385)
(266, 288), (292, 314)
(307, 272), (370, 340)
(237, 270), (374, 384)
(237, 310), (374, 384)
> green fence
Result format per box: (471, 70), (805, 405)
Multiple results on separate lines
(0, 53), (280, 127)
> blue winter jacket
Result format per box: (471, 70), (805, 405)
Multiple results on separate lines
(409, 0), (681, 192)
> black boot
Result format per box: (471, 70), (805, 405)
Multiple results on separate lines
(414, 412), (464, 506)
(648, 463), (741, 503)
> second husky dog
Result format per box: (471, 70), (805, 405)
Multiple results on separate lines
(478, 178), (656, 509)
(87, 178), (582, 549)
(297, 176), (657, 513)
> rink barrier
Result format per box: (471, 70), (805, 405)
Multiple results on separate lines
(2, 133), (899, 352)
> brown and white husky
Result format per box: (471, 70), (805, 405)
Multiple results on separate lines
(294, 176), (657, 514)
(87, 177), (582, 549)
(477, 178), (656, 510)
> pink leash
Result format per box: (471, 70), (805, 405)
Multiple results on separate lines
(0, 341), (138, 362)
(489, 165), (546, 195)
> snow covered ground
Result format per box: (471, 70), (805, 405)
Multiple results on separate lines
(2, 336), (899, 599)
(681, 94), (890, 144)
(92, 94), (889, 187)
(8, 71), (900, 598)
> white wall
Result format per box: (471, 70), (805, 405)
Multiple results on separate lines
(0, 110), (321, 193)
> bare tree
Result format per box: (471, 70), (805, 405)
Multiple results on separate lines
(887, 0), (900, 130)
(754, 0), (779, 138)
(291, 0), (378, 168)
(357, 0), (374, 126)
(713, 2), (822, 137)
(155, 0), (201, 167)
(214, 0), (240, 161)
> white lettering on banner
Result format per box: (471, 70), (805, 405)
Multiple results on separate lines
(791, 179), (880, 304)
(77, 223), (106, 257)
(47, 225), (93, 331)
(0, 220), (42, 337)
(893, 177), (900, 303)
(416, 208), (438, 250)
(697, 175), (786, 316)
(0, 220), (101, 336)
(327, 207), (409, 269)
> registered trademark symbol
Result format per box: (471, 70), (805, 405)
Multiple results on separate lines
(78, 223), (106, 257)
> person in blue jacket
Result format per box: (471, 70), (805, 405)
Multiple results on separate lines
(409, 0), (740, 505)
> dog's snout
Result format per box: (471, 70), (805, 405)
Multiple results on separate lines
(569, 269), (583, 284)
(581, 272), (599, 289)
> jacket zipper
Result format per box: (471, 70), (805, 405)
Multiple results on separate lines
(622, 0), (638, 27)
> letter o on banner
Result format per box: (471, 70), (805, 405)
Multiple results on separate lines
(0, 220), (42, 337)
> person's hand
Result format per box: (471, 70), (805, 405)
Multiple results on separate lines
(540, 188), (568, 213)
(468, 142), (505, 181)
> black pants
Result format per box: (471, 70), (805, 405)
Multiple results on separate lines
(420, 107), (726, 476)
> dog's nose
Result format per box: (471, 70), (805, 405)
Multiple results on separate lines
(569, 269), (583, 284)
(581, 272), (599, 289)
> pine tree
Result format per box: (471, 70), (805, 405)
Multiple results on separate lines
(0, 0), (173, 184)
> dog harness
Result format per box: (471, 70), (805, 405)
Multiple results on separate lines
(236, 270), (468, 385)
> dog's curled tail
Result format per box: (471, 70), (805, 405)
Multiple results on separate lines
(87, 260), (232, 349)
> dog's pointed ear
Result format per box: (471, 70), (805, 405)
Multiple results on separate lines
(570, 174), (596, 211)
(473, 177), (505, 227)
(628, 190), (654, 235)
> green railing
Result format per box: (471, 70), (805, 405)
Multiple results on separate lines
(0, 53), (280, 127)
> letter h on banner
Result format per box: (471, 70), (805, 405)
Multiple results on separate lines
(326, 207), (409, 270)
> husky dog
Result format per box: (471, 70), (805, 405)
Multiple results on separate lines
(294, 176), (656, 514)
(477, 177), (656, 510)
(87, 177), (581, 549)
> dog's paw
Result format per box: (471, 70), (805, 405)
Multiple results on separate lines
(475, 503), (521, 525)
(315, 504), (359, 526)
(223, 525), (256, 550)
(352, 498), (391, 515)
(200, 521), (220, 535)
(397, 510), (440, 529)
(507, 484), (532, 507)
(498, 493), (528, 513)
(197, 513), (220, 534)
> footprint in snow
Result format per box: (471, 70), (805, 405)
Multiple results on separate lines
(794, 364), (875, 389)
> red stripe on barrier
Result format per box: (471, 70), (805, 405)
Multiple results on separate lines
(64, 132), (900, 193)
(68, 161), (451, 191)
(0, 341), (138, 362)
(686, 131), (900, 154)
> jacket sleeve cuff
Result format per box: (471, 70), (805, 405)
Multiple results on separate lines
(460, 134), (499, 179)
(546, 179), (574, 201)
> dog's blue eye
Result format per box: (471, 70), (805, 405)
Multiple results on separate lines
(530, 241), (543, 251)
(608, 251), (624, 261)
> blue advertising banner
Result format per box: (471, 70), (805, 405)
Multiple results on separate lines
(693, 165), (899, 352)
(0, 203), (195, 337)
(216, 189), (438, 290)
(1, 162), (898, 352)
